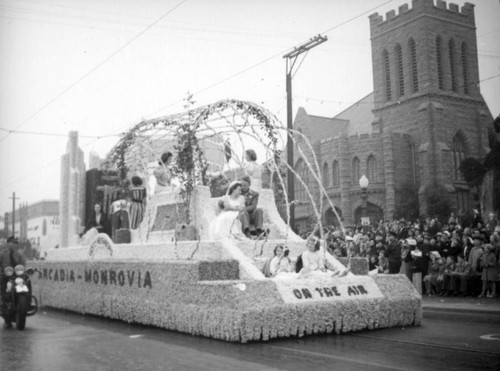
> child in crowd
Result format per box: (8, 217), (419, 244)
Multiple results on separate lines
(446, 254), (472, 296)
(377, 250), (388, 274)
(423, 254), (442, 296)
(368, 255), (379, 272)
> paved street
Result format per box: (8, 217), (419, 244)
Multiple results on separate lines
(1, 300), (499, 371)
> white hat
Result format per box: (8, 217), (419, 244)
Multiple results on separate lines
(406, 238), (417, 246)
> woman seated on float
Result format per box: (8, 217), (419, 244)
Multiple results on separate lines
(266, 228), (350, 280)
(299, 227), (350, 279)
(263, 244), (293, 278)
(80, 203), (110, 244)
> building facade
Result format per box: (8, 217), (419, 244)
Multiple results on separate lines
(292, 0), (493, 232)
(4, 200), (60, 257)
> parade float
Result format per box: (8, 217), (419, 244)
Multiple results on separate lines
(31, 99), (421, 343)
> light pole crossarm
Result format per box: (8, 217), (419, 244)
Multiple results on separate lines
(283, 34), (328, 60)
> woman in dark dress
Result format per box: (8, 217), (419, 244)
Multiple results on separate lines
(129, 176), (147, 229)
(82, 203), (110, 243)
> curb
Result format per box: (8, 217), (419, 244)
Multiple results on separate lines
(423, 305), (500, 316)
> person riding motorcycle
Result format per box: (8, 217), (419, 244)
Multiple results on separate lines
(0, 236), (26, 328)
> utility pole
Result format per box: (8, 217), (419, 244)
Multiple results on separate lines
(283, 34), (327, 231)
(9, 192), (20, 237)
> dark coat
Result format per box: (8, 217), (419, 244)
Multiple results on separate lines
(384, 239), (401, 263)
(84, 212), (110, 236)
(242, 189), (259, 213)
(0, 244), (26, 269)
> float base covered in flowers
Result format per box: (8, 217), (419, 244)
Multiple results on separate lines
(31, 255), (421, 342)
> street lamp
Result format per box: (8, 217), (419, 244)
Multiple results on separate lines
(359, 175), (369, 224)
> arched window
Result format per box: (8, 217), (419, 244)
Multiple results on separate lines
(383, 49), (392, 101)
(295, 158), (310, 203)
(367, 155), (377, 182)
(449, 39), (457, 92)
(409, 38), (418, 92)
(332, 160), (340, 187)
(395, 44), (404, 97)
(322, 162), (330, 188)
(436, 36), (444, 90)
(452, 133), (466, 180)
(461, 42), (469, 95)
(352, 157), (361, 184)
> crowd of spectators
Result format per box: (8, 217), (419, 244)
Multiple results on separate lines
(300, 209), (500, 298)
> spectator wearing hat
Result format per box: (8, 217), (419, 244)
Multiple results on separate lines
(479, 244), (498, 298)
(469, 233), (485, 276)
(385, 231), (401, 274)
(468, 233), (485, 294)
(400, 238), (416, 281)
(472, 209), (484, 229)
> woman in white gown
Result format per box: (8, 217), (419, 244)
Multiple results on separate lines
(299, 232), (349, 279)
(209, 181), (246, 240)
(243, 149), (262, 191)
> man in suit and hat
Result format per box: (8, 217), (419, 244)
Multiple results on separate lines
(238, 176), (264, 238)
(0, 236), (26, 328)
(385, 231), (402, 274)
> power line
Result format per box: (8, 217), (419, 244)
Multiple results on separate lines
(0, 0), (187, 144)
(0, 0), (397, 196)
(131, 0), (395, 122)
(0, 127), (119, 139)
(5, 0), (309, 39)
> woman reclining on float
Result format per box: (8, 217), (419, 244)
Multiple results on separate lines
(264, 231), (350, 280)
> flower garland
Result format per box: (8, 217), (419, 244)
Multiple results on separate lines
(88, 234), (114, 259)
(102, 97), (283, 225)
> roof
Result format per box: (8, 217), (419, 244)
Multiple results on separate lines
(293, 92), (375, 142)
(334, 92), (374, 135)
(293, 108), (348, 143)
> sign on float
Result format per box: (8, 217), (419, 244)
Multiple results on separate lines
(275, 276), (384, 304)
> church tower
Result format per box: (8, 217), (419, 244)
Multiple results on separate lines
(369, 0), (492, 215)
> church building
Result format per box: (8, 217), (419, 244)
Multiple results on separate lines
(292, 0), (493, 231)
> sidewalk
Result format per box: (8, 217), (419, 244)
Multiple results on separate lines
(422, 295), (500, 315)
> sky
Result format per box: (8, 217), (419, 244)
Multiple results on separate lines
(0, 0), (499, 215)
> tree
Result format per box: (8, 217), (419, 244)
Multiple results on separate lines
(459, 157), (487, 187)
(424, 182), (451, 221)
(394, 184), (419, 221)
(210, 174), (230, 197)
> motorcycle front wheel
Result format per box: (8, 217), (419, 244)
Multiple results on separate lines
(15, 294), (29, 330)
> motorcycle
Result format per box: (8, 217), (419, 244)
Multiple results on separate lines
(2, 265), (38, 330)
